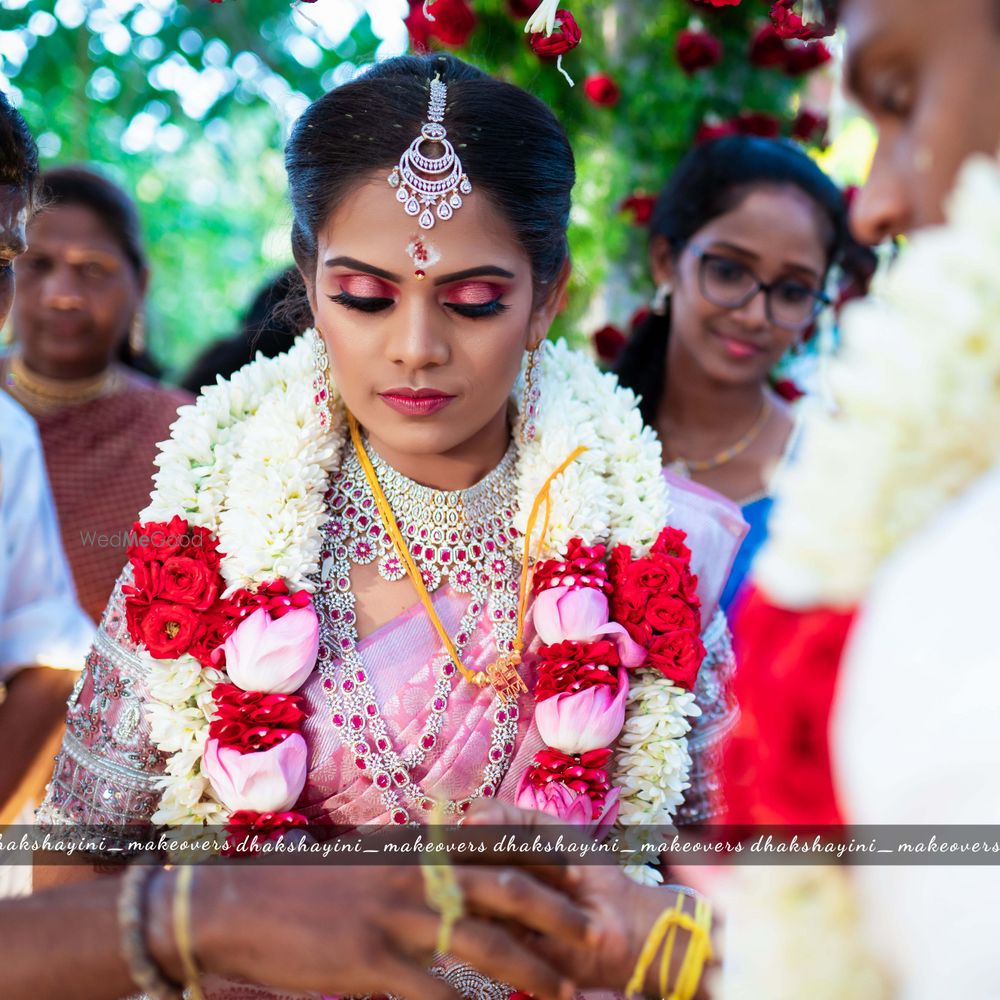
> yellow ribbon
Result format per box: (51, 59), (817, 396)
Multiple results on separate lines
(347, 411), (585, 702)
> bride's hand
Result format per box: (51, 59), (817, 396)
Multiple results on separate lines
(464, 801), (718, 999)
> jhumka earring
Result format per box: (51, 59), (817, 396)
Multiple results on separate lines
(519, 347), (541, 445)
(311, 331), (332, 431)
(651, 282), (673, 316)
(129, 313), (146, 353)
(388, 75), (471, 231)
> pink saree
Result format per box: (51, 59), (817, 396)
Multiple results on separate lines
(38, 477), (744, 1000)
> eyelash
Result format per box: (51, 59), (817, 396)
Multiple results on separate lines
(329, 290), (510, 319)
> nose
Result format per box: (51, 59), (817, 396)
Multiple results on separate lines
(730, 285), (770, 330)
(40, 262), (86, 311)
(386, 299), (450, 372)
(850, 139), (912, 245)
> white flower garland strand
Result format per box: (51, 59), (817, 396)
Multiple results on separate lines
(139, 333), (698, 846)
(757, 155), (1000, 608)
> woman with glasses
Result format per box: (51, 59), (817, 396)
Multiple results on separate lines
(617, 135), (864, 614)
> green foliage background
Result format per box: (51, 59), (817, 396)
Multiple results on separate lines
(0, 0), (813, 376)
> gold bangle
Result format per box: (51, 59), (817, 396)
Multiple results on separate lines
(172, 865), (205, 1000)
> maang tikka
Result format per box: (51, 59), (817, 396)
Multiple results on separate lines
(388, 75), (471, 231)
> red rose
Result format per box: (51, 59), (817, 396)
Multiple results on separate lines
(583, 73), (620, 107)
(769, 0), (834, 40)
(507, 0), (540, 15)
(791, 108), (829, 144)
(619, 193), (656, 226)
(534, 640), (621, 701)
(138, 602), (200, 659)
(634, 558), (683, 594)
(735, 110), (781, 138)
(748, 24), (789, 67)
(782, 40), (831, 75)
(405, 0), (476, 51)
(529, 10), (582, 57)
(592, 324), (626, 364)
(650, 526), (693, 563)
(646, 629), (706, 690)
(128, 517), (222, 573)
(630, 306), (650, 331)
(523, 747), (613, 820)
(159, 556), (219, 611)
(695, 119), (740, 144)
(645, 595), (700, 634)
(676, 561), (701, 606)
(533, 538), (610, 595)
(675, 29), (723, 76)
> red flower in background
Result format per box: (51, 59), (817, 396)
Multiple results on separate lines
(749, 24), (789, 67)
(529, 10), (582, 57)
(629, 306), (650, 330)
(734, 110), (781, 137)
(695, 119), (740, 143)
(619, 192), (656, 225)
(782, 40), (831, 75)
(506, 0), (541, 15)
(583, 73), (621, 107)
(770, 0), (834, 40)
(690, 0), (742, 6)
(792, 108), (829, 144)
(405, 0), (476, 52)
(675, 28), (723, 75)
(592, 323), (626, 364)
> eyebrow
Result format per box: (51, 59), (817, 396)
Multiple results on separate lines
(323, 257), (516, 287)
(432, 265), (516, 286)
(707, 241), (822, 281)
(324, 256), (401, 282)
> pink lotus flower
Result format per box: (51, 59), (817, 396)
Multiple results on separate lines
(202, 734), (308, 813)
(533, 586), (646, 667)
(222, 606), (319, 694)
(534, 669), (629, 754)
(515, 771), (593, 824)
(515, 772), (621, 834)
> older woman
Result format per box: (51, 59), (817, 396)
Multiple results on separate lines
(2, 168), (191, 622)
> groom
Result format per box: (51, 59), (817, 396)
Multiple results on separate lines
(725, 0), (1000, 994)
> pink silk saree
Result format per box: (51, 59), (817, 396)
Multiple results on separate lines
(38, 476), (743, 999)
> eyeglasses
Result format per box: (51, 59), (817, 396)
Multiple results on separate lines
(688, 244), (830, 331)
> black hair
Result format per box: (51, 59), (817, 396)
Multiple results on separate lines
(38, 166), (147, 276)
(616, 135), (873, 425)
(181, 267), (301, 393)
(285, 53), (574, 309)
(0, 91), (39, 209)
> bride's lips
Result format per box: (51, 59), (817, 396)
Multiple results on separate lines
(378, 387), (456, 416)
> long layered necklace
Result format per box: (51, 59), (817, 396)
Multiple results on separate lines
(313, 437), (523, 824)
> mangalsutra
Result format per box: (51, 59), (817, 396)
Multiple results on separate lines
(313, 436), (523, 823)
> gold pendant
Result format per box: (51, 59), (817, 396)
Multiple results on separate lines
(485, 653), (527, 704)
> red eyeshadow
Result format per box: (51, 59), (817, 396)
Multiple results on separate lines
(446, 281), (505, 305)
(339, 274), (394, 298)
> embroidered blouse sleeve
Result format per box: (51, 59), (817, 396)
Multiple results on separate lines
(37, 565), (166, 827)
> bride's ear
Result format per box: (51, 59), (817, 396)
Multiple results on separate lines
(527, 255), (572, 351)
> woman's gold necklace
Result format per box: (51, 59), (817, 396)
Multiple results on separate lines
(2, 353), (123, 415)
(666, 398), (771, 477)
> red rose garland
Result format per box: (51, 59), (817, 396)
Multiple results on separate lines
(124, 518), (316, 835)
(517, 529), (706, 828)
(528, 9), (582, 57)
(675, 28), (723, 76)
(582, 73), (621, 107)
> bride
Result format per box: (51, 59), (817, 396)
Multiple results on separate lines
(37, 53), (733, 999)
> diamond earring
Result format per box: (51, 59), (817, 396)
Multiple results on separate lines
(519, 348), (541, 445)
(310, 331), (332, 430)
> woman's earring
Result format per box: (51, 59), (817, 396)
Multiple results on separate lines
(519, 347), (541, 445)
(310, 330), (332, 430)
(651, 282), (673, 316)
(129, 313), (146, 353)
